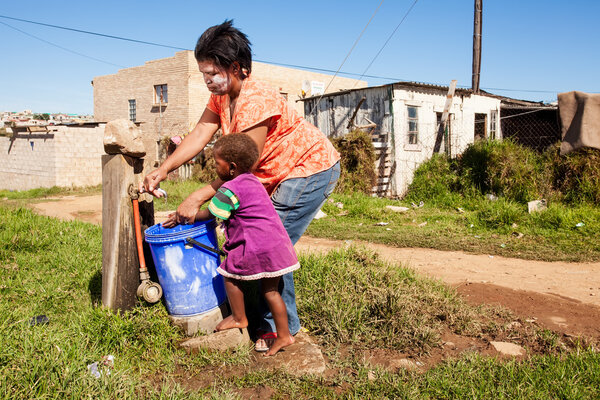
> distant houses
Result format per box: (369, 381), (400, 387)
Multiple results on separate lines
(0, 110), (93, 128)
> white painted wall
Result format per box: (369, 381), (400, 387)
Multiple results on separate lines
(391, 88), (501, 196)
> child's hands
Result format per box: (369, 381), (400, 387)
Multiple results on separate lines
(161, 212), (178, 228)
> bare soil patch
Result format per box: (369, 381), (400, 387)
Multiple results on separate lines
(457, 282), (600, 340)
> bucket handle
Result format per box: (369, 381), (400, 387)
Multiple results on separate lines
(185, 237), (225, 257)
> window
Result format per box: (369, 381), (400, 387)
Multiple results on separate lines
(436, 112), (453, 155)
(407, 106), (419, 144)
(489, 110), (498, 140)
(280, 92), (288, 101)
(474, 113), (487, 140)
(154, 84), (168, 104)
(128, 99), (136, 122)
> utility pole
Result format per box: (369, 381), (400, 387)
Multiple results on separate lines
(472, 0), (482, 93)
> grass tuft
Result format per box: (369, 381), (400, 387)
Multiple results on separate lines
(297, 246), (498, 353)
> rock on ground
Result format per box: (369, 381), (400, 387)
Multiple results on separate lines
(490, 341), (525, 356)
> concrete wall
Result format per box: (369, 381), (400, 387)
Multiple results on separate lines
(0, 124), (105, 191)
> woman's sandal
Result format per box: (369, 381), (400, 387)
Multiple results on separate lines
(254, 332), (277, 352)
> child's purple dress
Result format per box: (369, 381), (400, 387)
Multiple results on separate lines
(212, 172), (299, 280)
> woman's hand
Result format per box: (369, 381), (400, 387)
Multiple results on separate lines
(140, 167), (168, 197)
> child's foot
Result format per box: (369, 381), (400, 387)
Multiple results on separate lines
(215, 315), (248, 331)
(264, 334), (295, 356)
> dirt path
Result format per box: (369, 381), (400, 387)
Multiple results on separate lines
(295, 236), (600, 307)
(26, 194), (600, 338)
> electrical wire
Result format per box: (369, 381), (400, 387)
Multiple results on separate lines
(0, 14), (592, 96)
(0, 20), (126, 68)
(352, 0), (420, 88)
(0, 14), (187, 51)
(308, 0), (385, 116)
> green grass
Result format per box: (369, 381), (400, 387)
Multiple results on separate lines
(306, 191), (600, 262)
(222, 349), (600, 399)
(296, 247), (498, 353)
(3, 205), (598, 398)
(0, 185), (102, 201)
(153, 180), (208, 212)
(143, 179), (600, 262)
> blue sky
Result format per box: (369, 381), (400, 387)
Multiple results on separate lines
(1, 0), (598, 114)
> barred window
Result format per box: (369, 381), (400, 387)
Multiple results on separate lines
(128, 99), (136, 122)
(407, 106), (419, 144)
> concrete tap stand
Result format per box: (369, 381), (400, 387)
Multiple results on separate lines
(169, 302), (230, 336)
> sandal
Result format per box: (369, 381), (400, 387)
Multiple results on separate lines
(254, 332), (277, 352)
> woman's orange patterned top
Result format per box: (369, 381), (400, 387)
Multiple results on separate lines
(206, 77), (340, 195)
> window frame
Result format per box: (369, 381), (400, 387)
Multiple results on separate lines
(407, 105), (419, 146)
(128, 99), (136, 122)
(153, 84), (168, 105)
(489, 110), (498, 140)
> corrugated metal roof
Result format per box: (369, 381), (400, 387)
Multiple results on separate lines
(299, 80), (554, 107)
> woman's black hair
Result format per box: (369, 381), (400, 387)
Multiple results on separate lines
(213, 133), (259, 173)
(194, 20), (252, 77)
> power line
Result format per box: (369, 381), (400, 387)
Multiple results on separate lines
(0, 14), (188, 51)
(0, 14), (587, 96)
(309, 0), (385, 116)
(352, 0), (420, 88)
(0, 20), (126, 68)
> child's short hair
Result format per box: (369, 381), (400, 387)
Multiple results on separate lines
(213, 133), (259, 173)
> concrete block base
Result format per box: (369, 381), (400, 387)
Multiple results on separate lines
(169, 302), (230, 336)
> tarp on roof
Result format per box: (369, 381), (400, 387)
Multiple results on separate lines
(558, 91), (600, 155)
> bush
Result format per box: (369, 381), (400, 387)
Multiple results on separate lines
(191, 147), (216, 183)
(459, 139), (548, 203)
(332, 130), (376, 195)
(544, 144), (600, 205)
(404, 153), (464, 207)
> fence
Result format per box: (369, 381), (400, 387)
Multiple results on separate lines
(499, 106), (561, 152)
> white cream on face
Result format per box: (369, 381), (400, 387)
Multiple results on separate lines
(198, 60), (231, 95)
(210, 74), (230, 93)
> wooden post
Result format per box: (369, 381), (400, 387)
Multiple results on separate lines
(433, 80), (457, 155)
(101, 154), (154, 310)
(472, 0), (482, 93)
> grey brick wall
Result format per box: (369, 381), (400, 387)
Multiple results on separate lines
(0, 124), (105, 191)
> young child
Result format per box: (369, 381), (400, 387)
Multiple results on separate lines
(171, 133), (298, 356)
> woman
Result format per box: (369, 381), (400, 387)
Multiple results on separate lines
(141, 20), (340, 351)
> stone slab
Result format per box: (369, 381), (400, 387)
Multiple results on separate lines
(169, 302), (229, 336)
(253, 331), (327, 377)
(179, 328), (251, 352)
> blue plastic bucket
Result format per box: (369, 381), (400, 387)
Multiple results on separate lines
(144, 219), (226, 317)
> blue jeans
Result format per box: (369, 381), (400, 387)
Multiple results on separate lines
(259, 161), (341, 335)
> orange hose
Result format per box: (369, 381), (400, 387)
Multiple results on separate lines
(132, 198), (147, 272)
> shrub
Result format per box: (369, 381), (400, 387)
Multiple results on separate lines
(404, 153), (464, 207)
(191, 147), (216, 183)
(544, 144), (600, 205)
(332, 129), (376, 194)
(459, 139), (547, 203)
